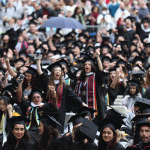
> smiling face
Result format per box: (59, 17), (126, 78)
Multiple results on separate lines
(54, 67), (62, 80)
(84, 61), (92, 73)
(12, 124), (25, 140)
(32, 93), (43, 105)
(102, 127), (114, 143)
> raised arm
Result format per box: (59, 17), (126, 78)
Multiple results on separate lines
(16, 81), (23, 104)
(36, 58), (43, 75)
(48, 35), (56, 51)
(5, 58), (17, 78)
(95, 49), (103, 72)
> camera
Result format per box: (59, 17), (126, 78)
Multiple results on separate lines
(34, 50), (42, 60)
(17, 74), (25, 83)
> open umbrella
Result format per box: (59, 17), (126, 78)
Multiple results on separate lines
(42, 17), (85, 29)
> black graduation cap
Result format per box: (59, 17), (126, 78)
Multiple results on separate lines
(100, 44), (111, 50)
(77, 107), (97, 117)
(19, 52), (27, 58)
(78, 33), (88, 39)
(59, 59), (69, 68)
(28, 88), (44, 100)
(47, 61), (63, 72)
(67, 113), (87, 126)
(8, 116), (30, 126)
(70, 30), (77, 36)
(133, 64), (145, 72)
(26, 66), (37, 75)
(127, 79), (141, 87)
(141, 17), (149, 24)
(39, 112), (61, 128)
(75, 41), (83, 48)
(102, 35), (110, 42)
(106, 106), (126, 120)
(120, 40), (128, 45)
(132, 71), (145, 82)
(117, 51), (124, 55)
(65, 32), (73, 39)
(84, 54), (95, 65)
(99, 116), (124, 131)
(132, 56), (143, 65)
(29, 20), (37, 25)
(102, 56), (111, 62)
(109, 67), (116, 73)
(77, 118), (98, 141)
(116, 59), (126, 66)
(134, 97), (150, 114)
(131, 50), (140, 56)
(0, 92), (14, 105)
(1, 85), (16, 98)
(131, 114), (150, 127)
(85, 46), (95, 53)
(111, 56), (118, 63)
(73, 42), (81, 49)
(14, 58), (25, 65)
(125, 16), (135, 22)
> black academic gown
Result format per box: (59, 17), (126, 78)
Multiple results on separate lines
(97, 142), (125, 150)
(34, 137), (60, 150)
(117, 26), (136, 48)
(126, 142), (150, 150)
(19, 99), (56, 143)
(3, 141), (34, 150)
(136, 22), (150, 42)
(53, 134), (97, 150)
(39, 73), (83, 133)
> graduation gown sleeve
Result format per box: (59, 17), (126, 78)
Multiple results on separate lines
(65, 84), (83, 112)
(114, 142), (125, 150)
(108, 86), (119, 105)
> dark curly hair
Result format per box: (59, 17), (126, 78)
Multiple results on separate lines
(98, 127), (117, 150)
(4, 124), (30, 150)
(36, 122), (60, 150)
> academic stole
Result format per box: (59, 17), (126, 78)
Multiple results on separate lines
(87, 74), (97, 118)
(105, 93), (109, 106)
(26, 107), (40, 130)
(74, 74), (97, 117)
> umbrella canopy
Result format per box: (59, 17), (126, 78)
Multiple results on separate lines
(42, 17), (85, 29)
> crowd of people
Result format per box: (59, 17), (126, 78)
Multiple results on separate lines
(0, 0), (150, 149)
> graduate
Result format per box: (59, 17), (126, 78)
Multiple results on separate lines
(3, 116), (34, 150)
(34, 112), (61, 150)
(127, 114), (150, 150)
(36, 58), (87, 133)
(97, 117), (125, 150)
(16, 86), (57, 143)
(54, 113), (98, 150)
(74, 52), (105, 119)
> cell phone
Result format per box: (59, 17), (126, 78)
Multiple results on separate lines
(17, 74), (25, 83)
(34, 54), (42, 60)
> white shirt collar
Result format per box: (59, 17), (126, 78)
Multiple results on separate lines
(54, 80), (60, 84)
(141, 24), (150, 32)
(85, 72), (94, 76)
(126, 28), (132, 31)
(31, 102), (44, 107)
